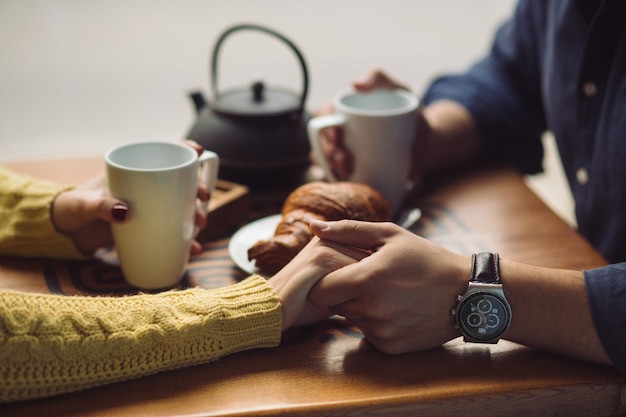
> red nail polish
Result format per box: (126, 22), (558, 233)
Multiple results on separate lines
(111, 204), (128, 221)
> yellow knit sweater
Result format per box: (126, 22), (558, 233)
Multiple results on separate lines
(0, 167), (86, 259)
(0, 168), (283, 403)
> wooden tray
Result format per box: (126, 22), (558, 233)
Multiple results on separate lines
(197, 179), (250, 241)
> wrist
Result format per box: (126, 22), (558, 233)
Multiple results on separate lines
(49, 189), (74, 234)
(442, 253), (473, 340)
(452, 253), (512, 344)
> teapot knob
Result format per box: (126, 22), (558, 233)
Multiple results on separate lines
(252, 81), (265, 102)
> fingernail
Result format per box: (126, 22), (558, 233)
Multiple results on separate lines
(199, 188), (210, 202)
(111, 204), (128, 221)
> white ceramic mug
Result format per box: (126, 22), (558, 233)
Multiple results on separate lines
(106, 141), (219, 289)
(307, 89), (419, 215)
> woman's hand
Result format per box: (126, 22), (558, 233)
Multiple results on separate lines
(51, 140), (210, 256)
(268, 236), (368, 331)
(51, 174), (130, 255)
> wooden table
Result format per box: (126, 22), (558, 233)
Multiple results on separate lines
(1, 157), (625, 417)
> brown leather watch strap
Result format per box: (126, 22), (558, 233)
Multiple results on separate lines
(470, 252), (501, 284)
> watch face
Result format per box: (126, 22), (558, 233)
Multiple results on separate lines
(458, 291), (511, 341)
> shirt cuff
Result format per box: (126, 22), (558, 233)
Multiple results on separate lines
(584, 264), (626, 375)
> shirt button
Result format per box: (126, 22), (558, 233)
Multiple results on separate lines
(582, 81), (597, 97)
(576, 167), (589, 185)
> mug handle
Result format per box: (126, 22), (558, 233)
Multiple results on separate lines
(198, 150), (220, 212)
(306, 113), (346, 182)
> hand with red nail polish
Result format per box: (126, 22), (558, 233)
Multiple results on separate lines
(50, 174), (130, 255)
(51, 140), (211, 257)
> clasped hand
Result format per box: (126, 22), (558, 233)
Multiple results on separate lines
(51, 138), (471, 356)
(306, 219), (470, 354)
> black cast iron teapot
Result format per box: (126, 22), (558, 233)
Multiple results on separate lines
(185, 23), (311, 189)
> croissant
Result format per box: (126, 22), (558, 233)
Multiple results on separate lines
(247, 181), (391, 275)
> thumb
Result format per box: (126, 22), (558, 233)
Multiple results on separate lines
(309, 219), (390, 251)
(87, 196), (129, 224)
(52, 189), (129, 234)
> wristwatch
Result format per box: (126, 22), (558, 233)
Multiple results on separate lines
(452, 252), (512, 343)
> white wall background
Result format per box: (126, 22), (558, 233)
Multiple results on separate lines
(0, 0), (575, 224)
(0, 0), (516, 161)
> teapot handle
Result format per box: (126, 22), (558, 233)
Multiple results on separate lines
(210, 23), (309, 115)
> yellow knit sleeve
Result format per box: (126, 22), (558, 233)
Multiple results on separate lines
(0, 167), (85, 259)
(0, 275), (282, 403)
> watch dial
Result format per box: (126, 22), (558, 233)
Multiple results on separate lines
(459, 292), (511, 341)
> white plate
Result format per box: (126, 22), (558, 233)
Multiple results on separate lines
(229, 214), (281, 274)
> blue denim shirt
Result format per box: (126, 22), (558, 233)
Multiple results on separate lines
(422, 0), (626, 373)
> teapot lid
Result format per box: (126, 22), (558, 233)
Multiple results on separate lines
(212, 81), (300, 117)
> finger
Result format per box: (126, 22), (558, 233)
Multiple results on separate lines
(330, 150), (345, 180)
(331, 148), (353, 181)
(359, 328), (416, 355)
(322, 125), (339, 146)
(314, 101), (335, 117)
(197, 184), (210, 202)
(194, 207), (207, 229)
(352, 68), (408, 91)
(190, 240), (204, 255)
(68, 220), (115, 255)
(291, 305), (333, 328)
(310, 219), (395, 251)
(308, 262), (365, 307)
(283, 238), (368, 292)
(86, 196), (129, 224)
(183, 140), (204, 156)
(320, 239), (370, 262)
(328, 299), (368, 321)
(321, 128), (339, 161)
